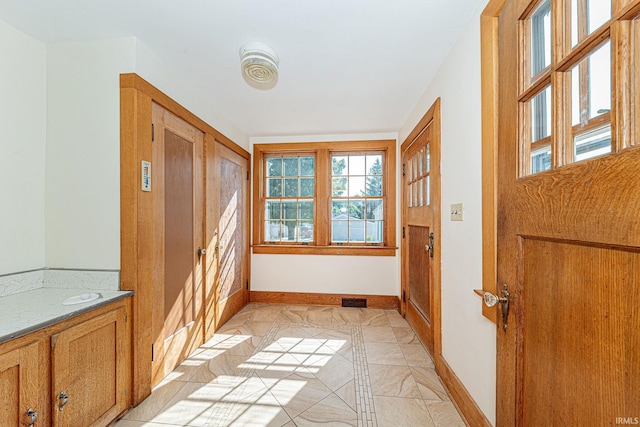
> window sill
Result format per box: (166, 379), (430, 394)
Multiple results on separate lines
(252, 245), (397, 256)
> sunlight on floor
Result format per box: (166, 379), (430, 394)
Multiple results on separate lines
(116, 304), (465, 427)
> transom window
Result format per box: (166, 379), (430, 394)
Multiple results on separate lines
(253, 140), (396, 256)
(518, 0), (635, 176)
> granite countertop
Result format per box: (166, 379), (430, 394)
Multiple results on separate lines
(0, 287), (133, 345)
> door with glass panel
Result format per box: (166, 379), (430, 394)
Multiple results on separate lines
(401, 100), (441, 357)
(493, 0), (640, 424)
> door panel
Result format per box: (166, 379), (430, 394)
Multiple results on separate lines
(522, 239), (639, 424)
(408, 225), (431, 321)
(401, 100), (440, 358)
(164, 131), (195, 334)
(151, 104), (204, 386)
(52, 308), (126, 427)
(218, 155), (244, 301)
(494, 0), (640, 424)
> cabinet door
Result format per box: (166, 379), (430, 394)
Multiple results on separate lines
(0, 341), (41, 427)
(52, 307), (126, 427)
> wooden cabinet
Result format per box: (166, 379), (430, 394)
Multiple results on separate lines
(52, 307), (127, 427)
(0, 341), (43, 427)
(0, 297), (131, 427)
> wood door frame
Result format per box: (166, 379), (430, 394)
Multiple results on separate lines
(120, 73), (251, 405)
(400, 98), (441, 361)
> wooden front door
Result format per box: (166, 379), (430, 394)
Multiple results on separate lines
(401, 99), (441, 356)
(495, 0), (640, 425)
(205, 138), (249, 336)
(151, 104), (205, 385)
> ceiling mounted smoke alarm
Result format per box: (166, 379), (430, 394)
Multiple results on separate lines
(240, 42), (279, 86)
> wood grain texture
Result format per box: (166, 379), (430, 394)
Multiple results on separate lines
(405, 302), (433, 356)
(514, 146), (640, 246)
(522, 240), (640, 425)
(51, 303), (129, 427)
(120, 74), (248, 159)
(120, 74), (249, 401)
(495, 1), (640, 426)
(435, 355), (493, 427)
(0, 341), (40, 427)
(495, 1), (522, 425)
(125, 90), (154, 405)
(0, 298), (130, 427)
(249, 291), (398, 309)
(214, 141), (251, 328)
(151, 106), (205, 386)
(481, 10), (500, 323)
(400, 98), (441, 365)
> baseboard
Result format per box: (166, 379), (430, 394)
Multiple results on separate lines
(249, 291), (398, 309)
(435, 354), (492, 427)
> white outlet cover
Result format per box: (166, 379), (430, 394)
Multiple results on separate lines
(451, 203), (463, 221)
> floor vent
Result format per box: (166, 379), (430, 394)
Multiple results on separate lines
(341, 298), (367, 308)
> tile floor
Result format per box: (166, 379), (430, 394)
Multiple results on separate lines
(115, 304), (466, 427)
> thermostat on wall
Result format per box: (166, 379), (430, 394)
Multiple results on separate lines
(141, 160), (151, 192)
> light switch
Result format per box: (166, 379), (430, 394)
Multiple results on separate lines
(451, 203), (463, 221)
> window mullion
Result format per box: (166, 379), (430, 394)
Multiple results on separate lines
(611, 19), (633, 151)
(315, 148), (330, 246)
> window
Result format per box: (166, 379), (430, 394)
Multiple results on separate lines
(253, 140), (396, 255)
(517, 0), (630, 176)
(264, 154), (315, 243)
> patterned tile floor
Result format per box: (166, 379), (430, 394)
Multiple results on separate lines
(115, 304), (466, 427)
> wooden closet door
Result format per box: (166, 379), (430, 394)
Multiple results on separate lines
(151, 103), (205, 386)
(205, 137), (249, 336)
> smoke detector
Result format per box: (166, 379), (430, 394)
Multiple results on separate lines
(240, 42), (279, 85)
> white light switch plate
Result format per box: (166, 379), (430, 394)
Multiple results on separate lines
(451, 203), (463, 221)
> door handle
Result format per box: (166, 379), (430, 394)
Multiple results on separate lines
(474, 284), (510, 331)
(424, 232), (435, 259)
(197, 247), (206, 257)
(58, 391), (69, 411)
(25, 408), (37, 426)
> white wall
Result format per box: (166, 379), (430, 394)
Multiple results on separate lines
(399, 1), (496, 424)
(134, 40), (249, 150)
(0, 19), (47, 275)
(45, 37), (136, 270)
(42, 37), (249, 271)
(250, 133), (400, 297)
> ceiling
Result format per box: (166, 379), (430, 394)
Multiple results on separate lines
(0, 0), (485, 137)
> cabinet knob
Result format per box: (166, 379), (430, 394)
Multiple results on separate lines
(58, 391), (69, 411)
(25, 408), (37, 426)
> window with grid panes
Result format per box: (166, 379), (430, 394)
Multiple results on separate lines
(331, 153), (384, 244)
(517, 0), (636, 176)
(253, 140), (396, 256)
(264, 154), (315, 243)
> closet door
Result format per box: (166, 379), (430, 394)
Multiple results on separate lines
(151, 103), (205, 386)
(205, 137), (250, 337)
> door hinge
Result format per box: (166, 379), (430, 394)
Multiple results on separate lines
(247, 170), (250, 181)
(151, 343), (154, 362)
(246, 280), (249, 290)
(428, 232), (434, 259)
(125, 312), (128, 323)
(402, 227), (405, 239)
(151, 123), (154, 142)
(402, 163), (406, 177)
(402, 290), (406, 303)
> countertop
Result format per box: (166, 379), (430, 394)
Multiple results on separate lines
(0, 287), (133, 345)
